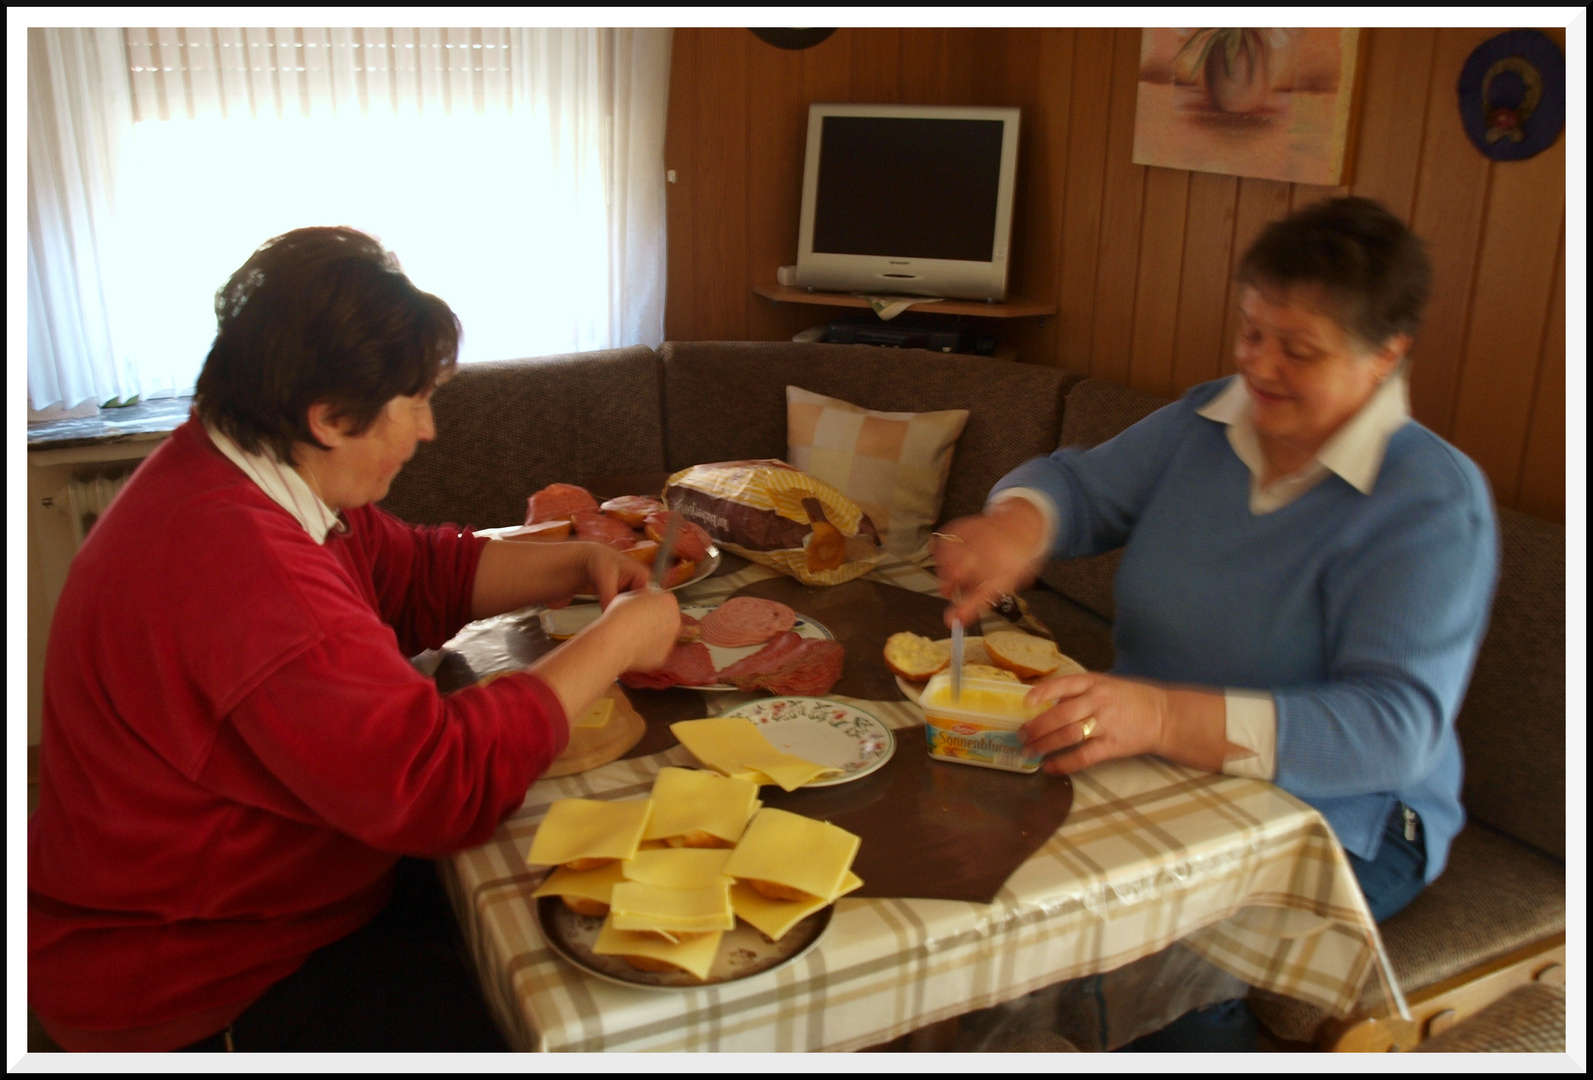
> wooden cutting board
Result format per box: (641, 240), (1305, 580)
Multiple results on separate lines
(542, 684), (647, 778)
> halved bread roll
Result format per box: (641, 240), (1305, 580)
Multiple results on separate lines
(984, 631), (1085, 681)
(746, 878), (817, 903)
(663, 829), (736, 849)
(883, 632), (952, 681)
(562, 896), (610, 917)
(959, 663), (1020, 683)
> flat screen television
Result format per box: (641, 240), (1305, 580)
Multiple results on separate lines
(793, 103), (1021, 302)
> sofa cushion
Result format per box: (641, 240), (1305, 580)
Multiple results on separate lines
(786, 385), (969, 558)
(659, 341), (1076, 524)
(1249, 820), (1566, 1041)
(1453, 507), (1565, 858)
(1035, 378), (1174, 621)
(380, 348), (666, 529)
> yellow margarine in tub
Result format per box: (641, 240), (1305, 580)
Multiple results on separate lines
(920, 673), (1047, 773)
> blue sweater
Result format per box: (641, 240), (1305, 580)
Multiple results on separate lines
(995, 379), (1498, 881)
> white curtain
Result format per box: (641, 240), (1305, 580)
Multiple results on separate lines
(27, 27), (673, 415)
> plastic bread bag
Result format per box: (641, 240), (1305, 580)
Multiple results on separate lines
(662, 460), (885, 586)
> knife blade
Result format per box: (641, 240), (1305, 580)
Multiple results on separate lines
(950, 592), (965, 702)
(650, 514), (682, 591)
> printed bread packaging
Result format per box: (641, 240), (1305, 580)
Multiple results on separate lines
(662, 460), (884, 586)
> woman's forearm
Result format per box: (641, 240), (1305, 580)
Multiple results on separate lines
(469, 540), (592, 619)
(1156, 686), (1244, 773)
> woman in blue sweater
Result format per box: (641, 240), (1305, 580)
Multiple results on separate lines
(935, 197), (1498, 1050)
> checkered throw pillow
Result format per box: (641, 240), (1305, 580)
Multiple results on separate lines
(786, 385), (969, 559)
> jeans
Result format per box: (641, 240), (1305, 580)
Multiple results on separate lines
(1119, 803), (1427, 1052)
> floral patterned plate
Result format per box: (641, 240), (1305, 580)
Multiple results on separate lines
(729, 697), (895, 788)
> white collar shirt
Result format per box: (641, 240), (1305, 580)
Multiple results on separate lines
(204, 422), (346, 544)
(1196, 370), (1412, 515)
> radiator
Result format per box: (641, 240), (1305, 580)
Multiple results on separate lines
(52, 469), (134, 549)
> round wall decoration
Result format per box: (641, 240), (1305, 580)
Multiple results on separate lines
(750, 29), (837, 51)
(1456, 29), (1565, 162)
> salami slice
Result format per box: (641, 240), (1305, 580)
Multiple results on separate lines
(723, 639), (844, 696)
(643, 511), (713, 563)
(698, 597), (798, 648)
(572, 509), (641, 549)
(620, 642), (719, 690)
(601, 495), (665, 527)
(526, 483), (599, 524)
(711, 630), (805, 684)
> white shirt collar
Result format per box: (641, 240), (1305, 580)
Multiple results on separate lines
(1198, 371), (1410, 511)
(203, 422), (346, 544)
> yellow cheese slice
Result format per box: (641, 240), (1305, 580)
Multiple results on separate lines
(721, 807), (860, 901)
(591, 922), (723, 981)
(730, 871), (863, 942)
(643, 767), (760, 843)
(622, 847), (734, 890)
(669, 717), (841, 792)
(530, 861), (628, 904)
(608, 880), (735, 934)
(525, 798), (652, 868)
(575, 696), (615, 729)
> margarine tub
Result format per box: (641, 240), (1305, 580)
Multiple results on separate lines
(920, 674), (1047, 773)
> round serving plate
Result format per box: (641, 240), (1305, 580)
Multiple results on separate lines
(536, 894), (831, 991)
(681, 605), (834, 692)
(475, 527), (721, 596)
(728, 697), (895, 787)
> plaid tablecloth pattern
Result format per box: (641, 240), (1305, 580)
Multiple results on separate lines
(441, 556), (1399, 1052)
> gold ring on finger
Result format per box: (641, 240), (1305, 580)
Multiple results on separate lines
(1079, 717), (1098, 740)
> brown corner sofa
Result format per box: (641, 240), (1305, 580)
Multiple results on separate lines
(380, 342), (1567, 1053)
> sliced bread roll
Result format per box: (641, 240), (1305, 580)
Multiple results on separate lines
(883, 632), (952, 681)
(984, 631), (1087, 681)
(959, 663), (1020, 683)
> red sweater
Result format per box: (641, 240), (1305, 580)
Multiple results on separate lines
(28, 418), (568, 1051)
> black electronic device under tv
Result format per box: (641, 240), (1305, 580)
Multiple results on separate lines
(793, 103), (1021, 302)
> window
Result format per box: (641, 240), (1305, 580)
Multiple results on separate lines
(27, 27), (671, 413)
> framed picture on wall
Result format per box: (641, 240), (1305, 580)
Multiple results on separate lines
(1132, 28), (1362, 185)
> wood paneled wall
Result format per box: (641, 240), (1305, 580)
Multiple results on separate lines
(664, 28), (1566, 521)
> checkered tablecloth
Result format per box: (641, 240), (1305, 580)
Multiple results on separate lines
(440, 556), (1401, 1052)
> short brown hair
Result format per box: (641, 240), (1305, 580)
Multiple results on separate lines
(1237, 197), (1432, 351)
(195, 226), (459, 464)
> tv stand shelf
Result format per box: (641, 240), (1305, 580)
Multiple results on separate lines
(753, 283), (1055, 319)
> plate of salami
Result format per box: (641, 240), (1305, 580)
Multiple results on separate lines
(621, 599), (842, 694)
(482, 484), (723, 595)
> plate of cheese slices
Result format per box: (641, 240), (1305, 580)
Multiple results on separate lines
(527, 768), (864, 988)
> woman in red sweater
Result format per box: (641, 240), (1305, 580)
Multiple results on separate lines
(28, 227), (681, 1052)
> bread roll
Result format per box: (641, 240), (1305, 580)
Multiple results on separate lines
(959, 663), (1020, 683)
(622, 540), (660, 566)
(664, 829), (735, 849)
(883, 632), (951, 681)
(746, 878), (816, 903)
(562, 896), (610, 917)
(984, 632), (1085, 681)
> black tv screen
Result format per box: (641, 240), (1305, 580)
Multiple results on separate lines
(810, 116), (1005, 263)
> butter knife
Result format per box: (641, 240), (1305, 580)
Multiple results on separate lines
(650, 514), (682, 591)
(950, 592), (965, 702)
